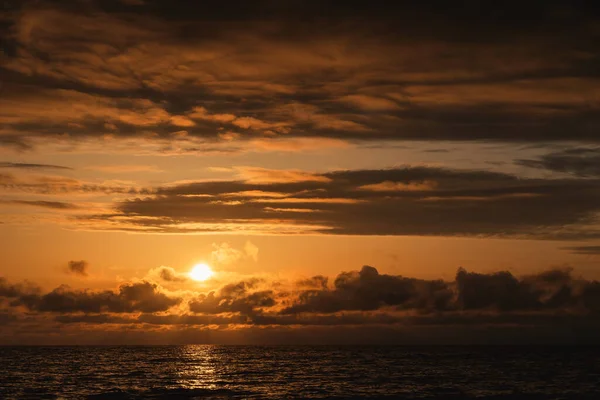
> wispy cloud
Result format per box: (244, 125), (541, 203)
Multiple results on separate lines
(5, 200), (78, 209)
(0, 162), (72, 170)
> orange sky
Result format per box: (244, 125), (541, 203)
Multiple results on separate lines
(1, 0), (599, 344)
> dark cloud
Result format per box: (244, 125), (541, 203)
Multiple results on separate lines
(283, 266), (600, 316)
(1, 1), (599, 148)
(0, 162), (72, 170)
(296, 275), (328, 289)
(8, 200), (77, 209)
(90, 166), (600, 238)
(9, 265), (598, 321)
(0, 277), (40, 299)
(3, 264), (600, 345)
(0, 312), (19, 326)
(0, 136), (32, 151)
(67, 260), (89, 276)
(517, 148), (600, 177)
(564, 245), (600, 255)
(282, 266), (451, 314)
(1, 280), (180, 313)
(189, 280), (275, 316)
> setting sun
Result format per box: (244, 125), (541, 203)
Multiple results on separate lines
(189, 263), (214, 281)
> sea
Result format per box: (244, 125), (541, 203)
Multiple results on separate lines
(1, 346), (599, 399)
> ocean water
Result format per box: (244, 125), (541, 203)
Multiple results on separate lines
(1, 346), (599, 399)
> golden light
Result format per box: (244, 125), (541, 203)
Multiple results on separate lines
(189, 263), (214, 281)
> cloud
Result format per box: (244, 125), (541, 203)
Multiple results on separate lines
(0, 277), (40, 299)
(1, 280), (181, 313)
(5, 200), (77, 209)
(281, 266), (452, 314)
(155, 266), (188, 282)
(0, 172), (151, 196)
(67, 260), (89, 277)
(1, 1), (599, 151)
(210, 241), (259, 265)
(517, 148), (600, 177)
(234, 167), (331, 184)
(358, 180), (437, 192)
(339, 95), (400, 111)
(244, 241), (259, 262)
(3, 264), (600, 344)
(297, 276), (329, 290)
(283, 265), (600, 316)
(0, 162), (72, 170)
(83, 166), (600, 238)
(564, 246), (600, 255)
(189, 280), (275, 316)
(210, 243), (243, 266)
(4, 264), (600, 323)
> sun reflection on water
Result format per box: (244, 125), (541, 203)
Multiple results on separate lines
(175, 345), (219, 390)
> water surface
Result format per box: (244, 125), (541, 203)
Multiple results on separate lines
(1, 346), (599, 399)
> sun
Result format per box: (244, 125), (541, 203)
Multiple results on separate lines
(189, 263), (214, 282)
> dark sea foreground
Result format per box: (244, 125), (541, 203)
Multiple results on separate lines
(1, 346), (599, 399)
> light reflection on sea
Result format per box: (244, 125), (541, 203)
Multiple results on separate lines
(0, 345), (599, 399)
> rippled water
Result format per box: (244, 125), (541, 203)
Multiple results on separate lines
(1, 346), (599, 399)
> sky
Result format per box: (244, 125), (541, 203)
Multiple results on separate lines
(1, 0), (600, 344)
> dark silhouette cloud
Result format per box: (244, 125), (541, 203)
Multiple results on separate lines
(189, 280), (275, 315)
(1, 280), (180, 313)
(517, 148), (600, 177)
(67, 260), (89, 276)
(282, 266), (600, 316)
(0, 277), (40, 299)
(2, 264), (600, 346)
(85, 166), (600, 238)
(281, 266), (452, 314)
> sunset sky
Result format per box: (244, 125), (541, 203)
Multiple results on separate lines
(1, 0), (600, 344)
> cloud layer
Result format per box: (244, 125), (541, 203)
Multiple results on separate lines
(77, 166), (600, 238)
(1, 1), (599, 151)
(2, 264), (600, 343)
